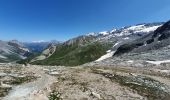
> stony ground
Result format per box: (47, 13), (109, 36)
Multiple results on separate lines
(0, 63), (170, 100)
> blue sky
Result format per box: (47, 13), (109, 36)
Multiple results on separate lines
(0, 0), (170, 42)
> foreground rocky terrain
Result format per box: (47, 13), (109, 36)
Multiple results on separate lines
(0, 63), (170, 100)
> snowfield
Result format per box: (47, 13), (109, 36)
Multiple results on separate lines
(96, 51), (115, 61)
(146, 60), (170, 65)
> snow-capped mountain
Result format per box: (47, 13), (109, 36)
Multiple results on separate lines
(114, 20), (170, 57)
(29, 22), (163, 66)
(86, 22), (163, 43)
(87, 31), (110, 36)
(112, 23), (162, 37)
(85, 22), (163, 62)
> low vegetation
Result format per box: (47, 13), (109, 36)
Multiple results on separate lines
(92, 69), (170, 100)
(48, 90), (62, 100)
(32, 42), (112, 66)
(0, 87), (12, 97)
(17, 52), (41, 65)
(8, 76), (37, 85)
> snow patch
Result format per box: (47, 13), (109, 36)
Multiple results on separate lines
(127, 25), (145, 30)
(86, 32), (97, 36)
(99, 31), (109, 36)
(49, 71), (60, 75)
(106, 50), (111, 53)
(146, 60), (170, 65)
(113, 25), (161, 37)
(127, 60), (134, 63)
(110, 29), (117, 33)
(113, 42), (121, 47)
(0, 55), (7, 59)
(123, 37), (129, 40)
(135, 25), (161, 33)
(96, 51), (115, 62)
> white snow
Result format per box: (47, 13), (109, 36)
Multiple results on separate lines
(127, 60), (134, 63)
(49, 71), (60, 75)
(123, 37), (129, 40)
(113, 25), (161, 37)
(96, 51), (115, 62)
(110, 29), (117, 33)
(0, 55), (7, 59)
(87, 31), (110, 36)
(99, 31), (109, 36)
(127, 25), (145, 30)
(135, 25), (161, 33)
(86, 32), (97, 36)
(106, 50), (111, 53)
(114, 32), (127, 37)
(113, 42), (121, 47)
(146, 60), (170, 65)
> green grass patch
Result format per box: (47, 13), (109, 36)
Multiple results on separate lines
(32, 42), (112, 66)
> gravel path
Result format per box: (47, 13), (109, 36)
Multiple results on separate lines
(3, 66), (56, 100)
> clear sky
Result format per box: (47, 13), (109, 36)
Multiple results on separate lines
(0, 0), (170, 42)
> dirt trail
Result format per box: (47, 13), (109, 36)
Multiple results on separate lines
(2, 65), (170, 100)
(3, 66), (56, 100)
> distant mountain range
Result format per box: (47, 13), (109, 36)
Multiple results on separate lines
(27, 21), (165, 66)
(3, 20), (170, 66)
(113, 20), (170, 61)
(23, 40), (60, 53)
(0, 40), (60, 63)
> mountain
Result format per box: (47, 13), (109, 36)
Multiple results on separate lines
(23, 40), (60, 53)
(0, 40), (30, 63)
(29, 22), (163, 66)
(112, 20), (170, 61)
(0, 39), (61, 63)
(30, 44), (56, 62)
(31, 35), (112, 66)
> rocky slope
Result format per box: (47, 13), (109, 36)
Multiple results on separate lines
(0, 40), (61, 64)
(85, 20), (170, 68)
(30, 44), (56, 62)
(0, 40), (30, 63)
(23, 40), (60, 53)
(112, 20), (170, 61)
